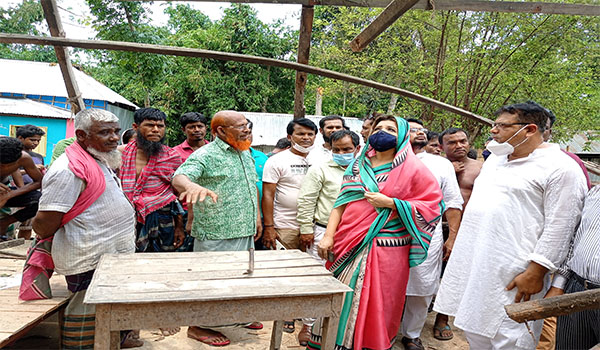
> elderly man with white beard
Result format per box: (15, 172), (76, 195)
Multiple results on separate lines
(32, 109), (141, 349)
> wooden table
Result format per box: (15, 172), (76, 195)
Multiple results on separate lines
(84, 250), (351, 350)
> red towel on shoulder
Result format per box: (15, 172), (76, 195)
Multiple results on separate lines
(19, 141), (106, 300)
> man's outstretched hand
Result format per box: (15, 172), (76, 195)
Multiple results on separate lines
(178, 183), (218, 206)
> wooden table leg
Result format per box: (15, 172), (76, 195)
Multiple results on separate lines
(269, 320), (284, 350)
(110, 331), (120, 350)
(322, 293), (343, 349)
(321, 316), (340, 349)
(58, 307), (64, 347)
(94, 304), (114, 350)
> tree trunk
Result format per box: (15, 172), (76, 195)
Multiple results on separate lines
(315, 86), (323, 116)
(387, 93), (399, 114)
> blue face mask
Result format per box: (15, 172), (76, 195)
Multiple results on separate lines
(332, 152), (355, 166)
(368, 131), (397, 152)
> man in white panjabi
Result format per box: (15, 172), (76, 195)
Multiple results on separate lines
(434, 101), (587, 350)
(401, 119), (463, 350)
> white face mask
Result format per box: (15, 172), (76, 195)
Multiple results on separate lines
(487, 125), (529, 156)
(292, 142), (315, 154)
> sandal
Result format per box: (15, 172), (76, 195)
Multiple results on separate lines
(121, 331), (144, 349)
(433, 324), (454, 340)
(245, 322), (264, 330)
(283, 320), (295, 333)
(401, 337), (424, 350)
(197, 335), (231, 347)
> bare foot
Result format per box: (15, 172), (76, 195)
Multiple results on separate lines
(187, 326), (230, 346)
(160, 327), (180, 336)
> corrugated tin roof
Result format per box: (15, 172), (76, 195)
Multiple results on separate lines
(242, 112), (365, 147)
(559, 132), (600, 153)
(0, 59), (137, 109)
(0, 97), (73, 119)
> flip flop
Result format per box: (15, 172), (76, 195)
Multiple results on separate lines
(245, 322), (264, 330)
(433, 324), (454, 340)
(283, 320), (295, 333)
(197, 335), (231, 347)
(401, 337), (425, 350)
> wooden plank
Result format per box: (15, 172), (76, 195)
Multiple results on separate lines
(40, 0), (85, 113)
(92, 266), (330, 285)
(85, 275), (351, 304)
(349, 0), (419, 52)
(293, 5), (314, 119)
(0, 299), (67, 347)
(0, 312), (48, 333)
(505, 289), (600, 323)
(0, 34), (493, 126)
(123, 0), (600, 16)
(98, 249), (310, 261)
(107, 294), (342, 330)
(0, 238), (24, 250)
(98, 258), (322, 274)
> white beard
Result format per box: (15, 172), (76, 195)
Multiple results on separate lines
(87, 147), (122, 170)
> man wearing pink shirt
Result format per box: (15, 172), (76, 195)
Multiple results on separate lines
(173, 112), (209, 161)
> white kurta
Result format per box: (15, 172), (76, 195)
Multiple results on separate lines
(406, 152), (463, 296)
(434, 144), (587, 345)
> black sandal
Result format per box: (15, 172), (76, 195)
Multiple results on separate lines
(283, 320), (295, 333)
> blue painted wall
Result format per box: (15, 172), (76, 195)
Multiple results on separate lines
(0, 115), (67, 165)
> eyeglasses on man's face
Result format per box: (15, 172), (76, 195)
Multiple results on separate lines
(224, 122), (252, 131)
(409, 127), (428, 134)
(491, 122), (529, 129)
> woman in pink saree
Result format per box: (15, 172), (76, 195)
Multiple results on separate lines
(309, 115), (444, 350)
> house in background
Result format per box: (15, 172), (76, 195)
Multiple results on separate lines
(0, 59), (137, 164)
(559, 131), (600, 185)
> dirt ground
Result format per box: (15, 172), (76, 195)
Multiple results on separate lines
(3, 243), (468, 350)
(7, 312), (468, 350)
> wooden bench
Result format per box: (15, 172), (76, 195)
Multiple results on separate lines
(0, 277), (68, 348)
(85, 250), (351, 350)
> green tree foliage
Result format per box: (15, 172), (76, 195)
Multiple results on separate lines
(85, 0), (169, 109)
(0, 0), (55, 62)
(84, 3), (297, 145)
(306, 7), (599, 143)
(1, 1), (596, 144)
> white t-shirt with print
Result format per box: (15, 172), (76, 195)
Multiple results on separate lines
(263, 149), (311, 229)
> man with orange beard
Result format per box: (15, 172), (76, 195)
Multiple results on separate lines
(172, 110), (262, 347)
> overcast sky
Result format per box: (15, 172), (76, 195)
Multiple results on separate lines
(3, 0), (301, 40)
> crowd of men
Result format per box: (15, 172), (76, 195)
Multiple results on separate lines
(0, 100), (598, 350)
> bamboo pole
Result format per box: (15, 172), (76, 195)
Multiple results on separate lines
(293, 6), (314, 119)
(0, 33), (493, 126)
(121, 0), (600, 16)
(40, 0), (85, 114)
(349, 0), (419, 52)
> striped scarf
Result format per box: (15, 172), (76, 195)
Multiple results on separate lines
(120, 139), (182, 223)
(333, 117), (445, 270)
